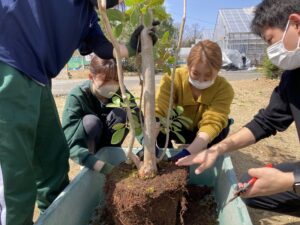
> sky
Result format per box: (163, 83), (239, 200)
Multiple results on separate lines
(164, 0), (262, 29)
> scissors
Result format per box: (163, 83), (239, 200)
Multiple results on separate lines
(225, 164), (273, 206)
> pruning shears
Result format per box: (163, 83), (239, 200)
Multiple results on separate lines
(225, 163), (273, 206)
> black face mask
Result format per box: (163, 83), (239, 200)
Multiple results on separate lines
(89, 0), (119, 9)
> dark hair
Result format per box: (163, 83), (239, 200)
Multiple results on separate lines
(251, 0), (300, 36)
(187, 40), (222, 72)
(89, 56), (118, 81)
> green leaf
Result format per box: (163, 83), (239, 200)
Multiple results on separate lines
(175, 106), (184, 115)
(153, 6), (169, 20)
(171, 126), (181, 132)
(173, 131), (186, 144)
(159, 117), (167, 127)
(120, 102), (127, 107)
(125, 0), (143, 7)
(112, 96), (121, 105)
(171, 109), (177, 117)
(135, 127), (142, 136)
(167, 56), (175, 65)
(113, 23), (123, 38)
(106, 103), (121, 108)
(161, 31), (170, 43)
(143, 11), (152, 27)
(177, 119), (190, 129)
(160, 127), (167, 134)
(140, 6), (148, 15)
(112, 123), (125, 130)
(178, 116), (193, 125)
(129, 102), (137, 108)
(177, 116), (193, 129)
(107, 9), (124, 22)
(172, 121), (182, 128)
(126, 93), (131, 100)
(111, 128), (126, 145)
(148, 0), (164, 7)
(132, 114), (139, 122)
(163, 65), (171, 75)
(130, 9), (139, 26)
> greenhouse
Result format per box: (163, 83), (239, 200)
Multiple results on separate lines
(213, 7), (266, 65)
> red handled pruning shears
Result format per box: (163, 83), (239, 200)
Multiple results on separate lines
(225, 164), (273, 206)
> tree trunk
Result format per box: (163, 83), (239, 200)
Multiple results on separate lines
(138, 14), (158, 178)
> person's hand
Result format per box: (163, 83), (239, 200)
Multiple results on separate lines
(126, 21), (160, 57)
(168, 149), (191, 162)
(240, 167), (294, 198)
(175, 148), (219, 175)
(94, 160), (115, 175)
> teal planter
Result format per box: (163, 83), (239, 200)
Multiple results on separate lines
(35, 147), (252, 225)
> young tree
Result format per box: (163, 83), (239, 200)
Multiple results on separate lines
(98, 0), (186, 178)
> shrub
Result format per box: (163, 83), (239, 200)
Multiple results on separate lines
(261, 55), (283, 79)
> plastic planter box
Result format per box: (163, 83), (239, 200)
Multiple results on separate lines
(35, 147), (252, 225)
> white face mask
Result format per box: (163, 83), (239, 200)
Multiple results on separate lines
(93, 83), (119, 99)
(188, 76), (215, 90)
(267, 20), (300, 70)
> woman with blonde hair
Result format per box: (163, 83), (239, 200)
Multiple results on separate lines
(155, 39), (234, 160)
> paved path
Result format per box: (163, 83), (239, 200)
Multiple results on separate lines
(52, 71), (262, 96)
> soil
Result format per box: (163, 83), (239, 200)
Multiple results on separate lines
(100, 162), (188, 225)
(89, 162), (218, 225)
(178, 185), (218, 225)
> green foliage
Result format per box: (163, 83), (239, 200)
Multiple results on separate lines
(158, 106), (193, 144)
(261, 55), (283, 79)
(107, 9), (125, 21)
(105, 0), (181, 145)
(110, 94), (142, 144)
(111, 127), (126, 144)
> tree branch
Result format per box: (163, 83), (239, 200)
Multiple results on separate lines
(98, 0), (141, 168)
(158, 0), (186, 162)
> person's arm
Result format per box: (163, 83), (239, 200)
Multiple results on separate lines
(245, 84), (294, 142)
(182, 79), (235, 155)
(186, 132), (210, 154)
(176, 79), (294, 174)
(197, 80), (234, 144)
(79, 10), (158, 59)
(176, 127), (256, 174)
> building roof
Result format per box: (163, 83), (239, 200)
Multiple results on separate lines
(218, 7), (255, 33)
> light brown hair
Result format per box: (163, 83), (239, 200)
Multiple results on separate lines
(89, 56), (118, 81)
(187, 39), (222, 72)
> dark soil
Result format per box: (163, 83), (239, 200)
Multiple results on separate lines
(90, 162), (218, 225)
(178, 185), (218, 225)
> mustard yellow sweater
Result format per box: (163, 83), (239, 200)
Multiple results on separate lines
(155, 67), (234, 142)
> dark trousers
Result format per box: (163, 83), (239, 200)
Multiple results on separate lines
(82, 108), (128, 153)
(241, 162), (300, 217)
(156, 120), (231, 148)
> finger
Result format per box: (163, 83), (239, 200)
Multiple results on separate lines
(239, 186), (255, 198)
(248, 168), (262, 178)
(195, 163), (206, 175)
(152, 20), (160, 26)
(175, 155), (195, 166)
